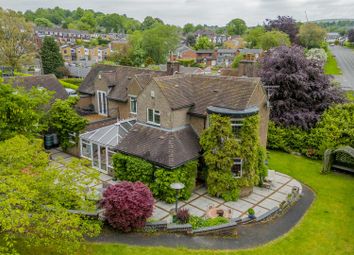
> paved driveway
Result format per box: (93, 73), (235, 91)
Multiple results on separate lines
(330, 46), (354, 90)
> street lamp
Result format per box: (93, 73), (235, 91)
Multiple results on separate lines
(170, 182), (185, 216)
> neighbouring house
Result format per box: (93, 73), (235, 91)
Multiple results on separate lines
(220, 60), (260, 77)
(237, 48), (263, 61)
(78, 66), (269, 176)
(223, 35), (245, 49)
(196, 50), (217, 66)
(89, 46), (111, 62)
(194, 30), (230, 45)
(173, 45), (197, 61)
(35, 27), (91, 44)
(326, 32), (340, 43)
(60, 45), (73, 62)
(158, 64), (204, 74)
(217, 48), (237, 67)
(5, 74), (68, 101)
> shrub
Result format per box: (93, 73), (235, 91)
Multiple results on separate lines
(247, 208), (255, 215)
(176, 208), (190, 224)
(112, 153), (154, 185)
(100, 181), (154, 232)
(305, 48), (327, 65)
(112, 153), (198, 203)
(60, 78), (83, 86)
(150, 160), (198, 203)
(59, 80), (79, 90)
(188, 216), (229, 230)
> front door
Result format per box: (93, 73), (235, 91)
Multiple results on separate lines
(97, 90), (107, 115)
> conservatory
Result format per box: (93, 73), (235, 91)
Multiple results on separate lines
(79, 118), (136, 174)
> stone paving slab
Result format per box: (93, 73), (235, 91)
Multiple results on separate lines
(253, 186), (274, 197)
(180, 204), (205, 217)
(252, 205), (269, 217)
(278, 185), (295, 195)
(190, 196), (217, 209)
(156, 201), (186, 212)
(224, 200), (254, 212)
(216, 205), (242, 218)
(269, 192), (288, 202)
(242, 193), (264, 204)
(194, 186), (207, 195)
(151, 207), (169, 220)
(258, 198), (280, 210)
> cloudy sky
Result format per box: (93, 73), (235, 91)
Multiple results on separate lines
(0, 0), (353, 26)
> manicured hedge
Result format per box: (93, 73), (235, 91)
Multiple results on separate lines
(268, 103), (354, 158)
(112, 153), (198, 203)
(60, 78), (83, 86)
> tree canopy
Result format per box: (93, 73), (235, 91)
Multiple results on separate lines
(40, 36), (65, 77)
(298, 23), (327, 49)
(264, 16), (299, 43)
(259, 31), (291, 50)
(0, 9), (35, 69)
(260, 45), (345, 130)
(0, 135), (101, 254)
(348, 29), (354, 43)
(194, 36), (214, 50)
(226, 18), (247, 36)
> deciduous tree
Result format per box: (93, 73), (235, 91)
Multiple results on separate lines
(259, 31), (291, 50)
(298, 23), (327, 48)
(264, 16), (299, 43)
(0, 135), (101, 254)
(260, 45), (345, 129)
(226, 18), (247, 36)
(194, 36), (214, 50)
(0, 9), (35, 69)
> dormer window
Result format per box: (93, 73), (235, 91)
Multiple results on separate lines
(147, 108), (160, 126)
(130, 96), (137, 114)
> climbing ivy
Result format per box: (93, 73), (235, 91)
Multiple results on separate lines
(200, 114), (267, 201)
(112, 153), (198, 203)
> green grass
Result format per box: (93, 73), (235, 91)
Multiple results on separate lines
(324, 50), (342, 75)
(89, 151), (354, 255)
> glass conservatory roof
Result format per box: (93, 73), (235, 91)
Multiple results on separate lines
(80, 118), (136, 148)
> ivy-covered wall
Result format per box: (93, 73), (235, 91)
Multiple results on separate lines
(200, 114), (267, 202)
(112, 153), (198, 203)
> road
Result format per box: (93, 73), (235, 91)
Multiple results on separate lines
(330, 45), (354, 90)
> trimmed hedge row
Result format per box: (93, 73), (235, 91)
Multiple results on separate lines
(268, 103), (354, 158)
(112, 153), (198, 203)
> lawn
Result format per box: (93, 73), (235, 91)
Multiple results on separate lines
(89, 151), (354, 255)
(324, 50), (342, 75)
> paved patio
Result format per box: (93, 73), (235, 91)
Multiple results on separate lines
(49, 148), (302, 223)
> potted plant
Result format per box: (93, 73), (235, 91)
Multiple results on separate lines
(247, 208), (256, 219)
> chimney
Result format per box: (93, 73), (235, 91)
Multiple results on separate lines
(166, 61), (180, 75)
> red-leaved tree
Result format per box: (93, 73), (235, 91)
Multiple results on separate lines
(100, 181), (154, 232)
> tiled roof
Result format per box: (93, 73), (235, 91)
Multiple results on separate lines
(78, 65), (167, 101)
(153, 74), (261, 116)
(6, 74), (68, 100)
(238, 48), (263, 54)
(117, 123), (200, 169)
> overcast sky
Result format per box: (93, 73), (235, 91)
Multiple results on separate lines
(0, 0), (353, 26)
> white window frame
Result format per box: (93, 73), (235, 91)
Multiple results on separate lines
(97, 90), (108, 116)
(231, 118), (243, 136)
(129, 95), (137, 114)
(231, 158), (243, 178)
(80, 139), (92, 160)
(147, 108), (160, 126)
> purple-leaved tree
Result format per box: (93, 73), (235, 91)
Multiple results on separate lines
(260, 45), (345, 130)
(348, 29), (354, 43)
(100, 181), (154, 232)
(264, 16), (299, 44)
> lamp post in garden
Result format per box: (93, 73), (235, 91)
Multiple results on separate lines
(170, 182), (185, 216)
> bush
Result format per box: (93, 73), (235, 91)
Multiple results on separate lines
(112, 153), (154, 185)
(150, 161), (198, 203)
(60, 78), (83, 86)
(112, 153), (198, 203)
(188, 216), (229, 230)
(100, 181), (154, 232)
(268, 103), (354, 158)
(176, 208), (190, 224)
(247, 208), (255, 215)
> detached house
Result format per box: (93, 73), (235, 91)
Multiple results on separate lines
(77, 64), (269, 175)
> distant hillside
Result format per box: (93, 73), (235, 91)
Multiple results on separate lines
(312, 19), (354, 35)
